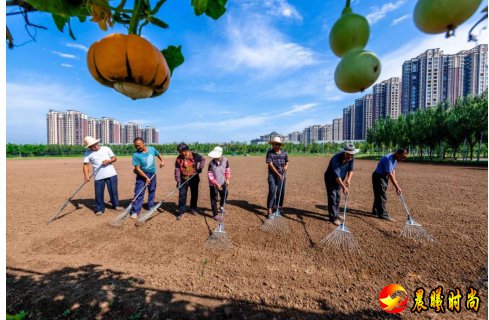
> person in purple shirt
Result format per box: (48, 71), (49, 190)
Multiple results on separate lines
(266, 137), (289, 217)
(372, 148), (409, 222)
(324, 142), (359, 225)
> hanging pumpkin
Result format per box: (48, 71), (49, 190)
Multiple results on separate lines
(87, 33), (170, 99)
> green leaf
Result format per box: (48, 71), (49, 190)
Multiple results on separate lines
(191, 0), (207, 16)
(148, 16), (169, 29)
(205, 0), (227, 20)
(52, 13), (68, 32)
(161, 45), (184, 76)
(67, 20), (76, 40)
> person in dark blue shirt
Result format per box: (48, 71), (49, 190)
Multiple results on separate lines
(372, 148), (409, 222)
(324, 142), (359, 225)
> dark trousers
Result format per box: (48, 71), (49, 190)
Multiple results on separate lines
(372, 172), (389, 217)
(267, 174), (286, 209)
(324, 174), (341, 220)
(132, 171), (157, 214)
(210, 184), (227, 216)
(178, 175), (200, 213)
(94, 175), (119, 213)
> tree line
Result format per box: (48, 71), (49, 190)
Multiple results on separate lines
(366, 92), (488, 161)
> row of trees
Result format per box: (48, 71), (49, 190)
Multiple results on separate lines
(366, 93), (488, 161)
(6, 141), (374, 157)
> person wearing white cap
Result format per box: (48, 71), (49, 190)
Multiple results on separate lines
(265, 136), (289, 217)
(82, 136), (121, 215)
(207, 146), (231, 221)
(324, 141), (359, 225)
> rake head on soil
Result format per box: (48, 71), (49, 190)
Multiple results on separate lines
(320, 222), (361, 254)
(109, 207), (131, 227)
(204, 221), (233, 251)
(260, 210), (289, 235)
(135, 202), (162, 226)
(401, 217), (434, 243)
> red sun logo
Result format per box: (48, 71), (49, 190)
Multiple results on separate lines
(379, 284), (409, 314)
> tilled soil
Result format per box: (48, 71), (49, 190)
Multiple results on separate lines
(6, 156), (488, 319)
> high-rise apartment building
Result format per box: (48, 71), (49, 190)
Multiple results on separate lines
(373, 77), (401, 121)
(47, 110), (158, 145)
(332, 118), (343, 141)
(343, 105), (353, 141)
(320, 124), (333, 142)
(303, 125), (322, 144)
(402, 44), (487, 113)
(288, 131), (301, 143)
(362, 94), (373, 140)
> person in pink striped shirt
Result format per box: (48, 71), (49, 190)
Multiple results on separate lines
(207, 146), (231, 221)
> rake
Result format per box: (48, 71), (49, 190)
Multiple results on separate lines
(320, 194), (360, 254)
(48, 166), (102, 224)
(135, 173), (198, 226)
(205, 186), (233, 251)
(260, 172), (289, 234)
(109, 172), (158, 227)
(399, 193), (434, 242)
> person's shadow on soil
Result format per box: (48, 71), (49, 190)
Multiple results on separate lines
(7, 264), (403, 320)
(226, 199), (267, 223)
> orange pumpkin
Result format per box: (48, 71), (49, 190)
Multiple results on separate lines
(87, 34), (170, 99)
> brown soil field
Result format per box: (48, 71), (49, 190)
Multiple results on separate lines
(6, 156), (488, 319)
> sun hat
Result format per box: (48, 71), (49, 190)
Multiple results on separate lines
(268, 136), (284, 146)
(208, 146), (223, 158)
(341, 141), (360, 154)
(84, 136), (100, 148)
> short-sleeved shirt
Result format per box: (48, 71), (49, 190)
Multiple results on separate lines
(266, 149), (288, 174)
(132, 146), (160, 173)
(325, 152), (354, 182)
(83, 146), (117, 181)
(375, 154), (397, 175)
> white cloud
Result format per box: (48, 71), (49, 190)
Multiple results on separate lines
(379, 24), (488, 81)
(61, 63), (74, 68)
(264, 0), (303, 21)
(391, 14), (410, 26)
(211, 14), (317, 77)
(366, 1), (405, 25)
(280, 103), (317, 116)
(66, 43), (89, 52)
(52, 51), (77, 59)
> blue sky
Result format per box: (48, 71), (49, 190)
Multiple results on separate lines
(6, 0), (488, 144)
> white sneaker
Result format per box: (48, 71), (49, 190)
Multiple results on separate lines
(130, 213), (138, 219)
(95, 211), (104, 216)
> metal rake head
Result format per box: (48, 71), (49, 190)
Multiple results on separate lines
(109, 209), (131, 227)
(260, 213), (289, 234)
(204, 230), (233, 251)
(401, 219), (434, 243)
(320, 225), (361, 254)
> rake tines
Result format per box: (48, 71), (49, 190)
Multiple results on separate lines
(204, 222), (233, 251)
(399, 195), (434, 243)
(135, 202), (162, 226)
(260, 211), (289, 234)
(109, 206), (131, 227)
(320, 223), (361, 254)
(320, 194), (361, 254)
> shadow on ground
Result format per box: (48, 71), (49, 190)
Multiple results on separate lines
(6, 264), (401, 320)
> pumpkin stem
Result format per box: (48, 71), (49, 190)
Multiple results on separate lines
(128, 0), (144, 34)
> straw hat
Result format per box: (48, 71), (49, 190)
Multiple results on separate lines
(341, 141), (360, 154)
(84, 136), (100, 148)
(208, 146), (223, 158)
(268, 136), (284, 146)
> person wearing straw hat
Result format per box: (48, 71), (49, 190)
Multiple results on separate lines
(371, 148), (409, 222)
(324, 141), (359, 225)
(266, 136), (289, 217)
(207, 146), (231, 221)
(175, 143), (205, 220)
(130, 137), (165, 219)
(82, 136), (121, 215)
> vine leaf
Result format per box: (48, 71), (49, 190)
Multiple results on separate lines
(161, 45), (184, 75)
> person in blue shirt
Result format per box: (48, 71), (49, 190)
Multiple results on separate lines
(372, 148), (409, 222)
(324, 142), (359, 225)
(131, 137), (165, 219)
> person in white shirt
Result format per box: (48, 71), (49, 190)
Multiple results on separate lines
(83, 136), (121, 215)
